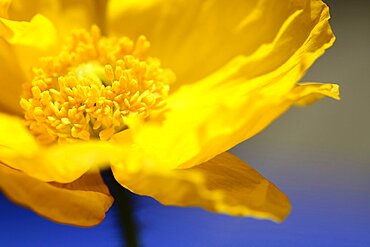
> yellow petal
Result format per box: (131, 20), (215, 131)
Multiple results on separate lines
(0, 38), (24, 114)
(0, 0), (11, 18)
(2, 141), (126, 183)
(293, 82), (340, 106)
(113, 152), (291, 222)
(6, 0), (58, 21)
(108, 0), (337, 171)
(0, 113), (39, 157)
(127, 80), (339, 170)
(0, 14), (59, 73)
(0, 113), (125, 182)
(108, 0), (334, 88)
(0, 163), (113, 226)
(8, 0), (106, 33)
(0, 14), (59, 113)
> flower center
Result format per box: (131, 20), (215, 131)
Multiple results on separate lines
(20, 26), (175, 144)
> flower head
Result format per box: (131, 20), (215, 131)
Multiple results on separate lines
(0, 0), (339, 226)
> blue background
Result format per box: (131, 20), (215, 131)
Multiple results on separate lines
(1, 149), (369, 247)
(1, 0), (369, 246)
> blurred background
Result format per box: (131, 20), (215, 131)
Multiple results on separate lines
(1, 0), (369, 246)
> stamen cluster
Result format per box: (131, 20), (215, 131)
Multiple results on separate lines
(20, 26), (175, 144)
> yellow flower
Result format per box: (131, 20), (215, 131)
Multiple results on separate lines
(0, 0), (339, 226)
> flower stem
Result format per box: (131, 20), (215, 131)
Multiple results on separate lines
(105, 170), (140, 247)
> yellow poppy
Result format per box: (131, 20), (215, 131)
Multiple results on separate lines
(0, 0), (339, 226)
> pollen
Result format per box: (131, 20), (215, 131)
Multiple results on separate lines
(20, 26), (175, 144)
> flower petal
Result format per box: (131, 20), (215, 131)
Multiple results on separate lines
(113, 152), (291, 222)
(127, 81), (339, 169)
(0, 38), (24, 114)
(293, 82), (340, 106)
(0, 0), (11, 18)
(198, 0), (335, 95)
(6, 0), (58, 21)
(0, 113), (125, 182)
(0, 14), (58, 113)
(108, 0), (333, 88)
(0, 14), (59, 73)
(0, 163), (113, 226)
(8, 0), (106, 33)
(0, 113), (38, 156)
(109, 0), (337, 168)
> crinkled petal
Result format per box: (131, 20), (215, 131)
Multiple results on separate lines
(194, 1), (335, 96)
(0, 163), (113, 226)
(0, 113), (125, 182)
(108, 0), (333, 89)
(113, 152), (291, 222)
(293, 82), (340, 106)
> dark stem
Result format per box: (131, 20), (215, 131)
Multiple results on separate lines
(105, 169), (140, 247)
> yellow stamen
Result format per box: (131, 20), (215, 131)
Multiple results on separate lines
(20, 25), (175, 144)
